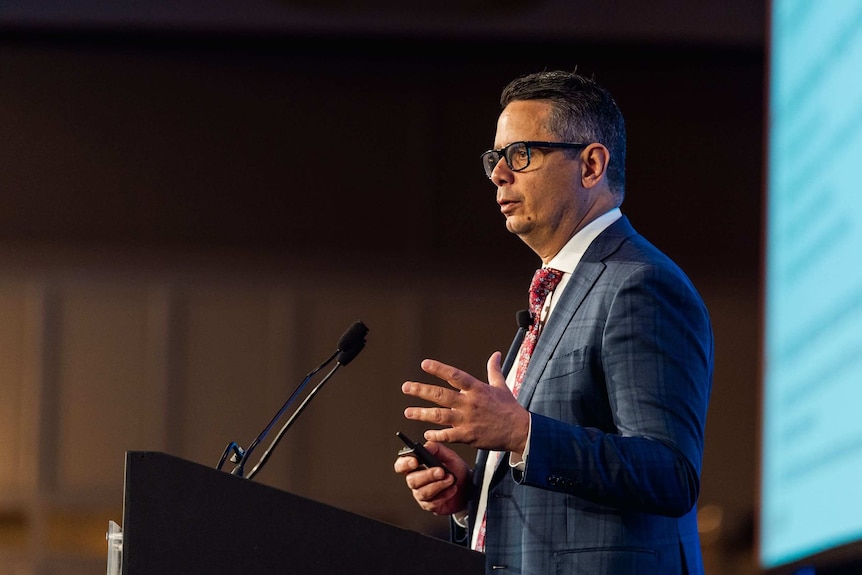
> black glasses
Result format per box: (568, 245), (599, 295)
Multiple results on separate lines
(480, 141), (588, 178)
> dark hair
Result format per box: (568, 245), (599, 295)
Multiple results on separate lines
(500, 70), (626, 200)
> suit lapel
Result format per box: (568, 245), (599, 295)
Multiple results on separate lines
(515, 216), (637, 407)
(477, 217), (638, 487)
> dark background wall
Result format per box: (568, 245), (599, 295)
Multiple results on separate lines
(0, 31), (764, 278)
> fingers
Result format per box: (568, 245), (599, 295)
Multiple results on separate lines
(400, 359), (483, 416)
(414, 481), (459, 515)
(401, 379), (458, 409)
(420, 358), (478, 392)
(405, 465), (450, 489)
(394, 457), (456, 513)
(394, 454), (450, 489)
(402, 357), (510, 448)
(401, 371), (462, 425)
(486, 351), (506, 389)
(393, 453), (420, 475)
(403, 403), (457, 427)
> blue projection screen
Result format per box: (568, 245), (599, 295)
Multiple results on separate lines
(760, 0), (862, 571)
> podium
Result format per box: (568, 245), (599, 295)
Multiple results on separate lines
(117, 451), (484, 574)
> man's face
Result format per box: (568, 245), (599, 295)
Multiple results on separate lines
(490, 100), (585, 261)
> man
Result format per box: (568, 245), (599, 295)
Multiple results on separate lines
(394, 69), (714, 574)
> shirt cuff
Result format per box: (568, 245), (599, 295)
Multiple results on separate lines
(508, 412), (532, 471)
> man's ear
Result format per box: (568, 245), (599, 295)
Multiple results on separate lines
(581, 143), (611, 189)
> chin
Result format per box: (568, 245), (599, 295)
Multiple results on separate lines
(505, 218), (532, 236)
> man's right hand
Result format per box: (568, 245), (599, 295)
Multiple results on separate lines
(394, 441), (470, 517)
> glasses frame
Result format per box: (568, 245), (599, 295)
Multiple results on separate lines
(481, 141), (589, 179)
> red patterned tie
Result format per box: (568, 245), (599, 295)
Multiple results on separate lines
(474, 266), (564, 552)
(512, 267), (564, 397)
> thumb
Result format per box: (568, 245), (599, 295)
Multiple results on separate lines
(486, 351), (507, 389)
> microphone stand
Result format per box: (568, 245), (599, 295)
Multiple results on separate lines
(217, 349), (339, 477)
(216, 320), (368, 479)
(246, 340), (366, 480)
(247, 362), (341, 480)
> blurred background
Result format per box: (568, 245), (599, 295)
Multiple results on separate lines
(1, 1), (764, 573)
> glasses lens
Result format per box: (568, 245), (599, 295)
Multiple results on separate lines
(481, 150), (501, 178)
(505, 142), (530, 171)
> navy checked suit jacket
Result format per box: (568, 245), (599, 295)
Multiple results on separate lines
(455, 216), (714, 575)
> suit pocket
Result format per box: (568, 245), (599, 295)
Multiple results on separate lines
(544, 346), (587, 380)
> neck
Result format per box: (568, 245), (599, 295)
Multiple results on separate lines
(526, 211), (612, 264)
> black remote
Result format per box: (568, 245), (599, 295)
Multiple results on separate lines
(396, 431), (452, 477)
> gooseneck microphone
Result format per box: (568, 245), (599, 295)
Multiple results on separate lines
(217, 320), (369, 480)
(501, 310), (532, 377)
(334, 322), (368, 366)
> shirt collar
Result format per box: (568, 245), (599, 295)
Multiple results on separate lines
(546, 208), (622, 274)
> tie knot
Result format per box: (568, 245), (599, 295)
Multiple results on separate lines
(528, 267), (564, 317)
